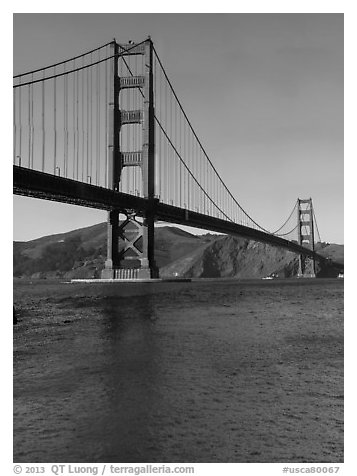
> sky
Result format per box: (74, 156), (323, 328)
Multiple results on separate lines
(12, 12), (344, 243)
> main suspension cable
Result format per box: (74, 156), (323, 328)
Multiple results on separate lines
(153, 46), (299, 236)
(270, 199), (298, 235)
(14, 41), (113, 79)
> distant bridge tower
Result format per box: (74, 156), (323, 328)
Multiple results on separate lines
(102, 38), (158, 279)
(297, 198), (316, 278)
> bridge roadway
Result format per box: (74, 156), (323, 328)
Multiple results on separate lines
(13, 165), (338, 267)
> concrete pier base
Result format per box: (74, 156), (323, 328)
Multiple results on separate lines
(70, 277), (191, 284)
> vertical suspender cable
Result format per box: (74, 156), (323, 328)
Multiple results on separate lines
(167, 76), (170, 204)
(76, 69), (79, 180)
(86, 64), (89, 181)
(186, 121), (189, 208)
(31, 75), (34, 168)
(96, 50), (100, 185)
(13, 83), (16, 164)
(81, 57), (85, 181)
(175, 97), (178, 206)
(19, 77), (22, 165)
(28, 82), (31, 168)
(192, 133), (194, 210)
(164, 71), (167, 202)
(207, 157), (210, 215)
(41, 70), (45, 172)
(163, 70), (166, 202)
(199, 145), (202, 213)
(171, 84), (175, 204)
(198, 144), (201, 212)
(104, 48), (108, 188)
(197, 152), (206, 213)
(200, 145), (203, 212)
(191, 130), (195, 211)
(160, 65), (163, 200)
(215, 166), (218, 217)
(182, 113), (185, 207)
(53, 67), (57, 174)
(198, 145), (201, 212)
(167, 82), (170, 203)
(89, 54), (93, 182)
(64, 64), (68, 177)
(154, 55), (159, 198)
(206, 158), (209, 215)
(217, 172), (219, 218)
(72, 60), (76, 179)
(179, 103), (181, 206)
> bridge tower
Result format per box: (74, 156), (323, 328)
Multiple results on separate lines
(297, 198), (316, 278)
(101, 38), (158, 279)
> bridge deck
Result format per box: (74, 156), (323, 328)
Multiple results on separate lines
(13, 165), (335, 265)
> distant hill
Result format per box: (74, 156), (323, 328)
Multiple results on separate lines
(13, 222), (343, 279)
(315, 243), (344, 265)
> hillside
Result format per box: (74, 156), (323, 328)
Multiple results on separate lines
(161, 236), (344, 279)
(13, 222), (343, 279)
(315, 243), (344, 265)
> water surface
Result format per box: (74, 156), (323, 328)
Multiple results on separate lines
(13, 278), (344, 462)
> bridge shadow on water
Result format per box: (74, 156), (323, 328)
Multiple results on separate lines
(85, 294), (172, 462)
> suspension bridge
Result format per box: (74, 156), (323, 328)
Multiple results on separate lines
(13, 38), (338, 280)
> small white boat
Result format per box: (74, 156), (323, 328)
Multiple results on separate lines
(262, 273), (278, 280)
